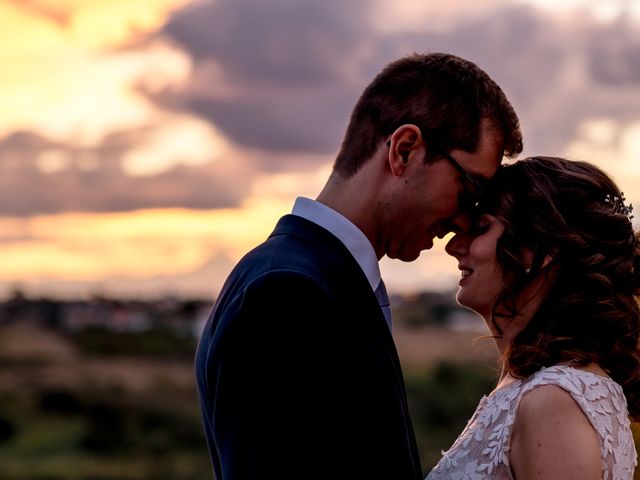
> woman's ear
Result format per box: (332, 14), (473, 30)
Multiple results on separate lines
(523, 250), (555, 274)
(522, 249), (534, 274)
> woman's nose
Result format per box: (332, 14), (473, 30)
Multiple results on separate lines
(445, 232), (470, 258)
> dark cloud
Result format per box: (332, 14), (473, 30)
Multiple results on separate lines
(588, 18), (640, 86)
(158, 1), (640, 160)
(156, 0), (374, 156)
(185, 89), (355, 155)
(0, 130), (250, 216)
(145, 71), (358, 156)
(158, 2), (568, 155)
(164, 0), (370, 88)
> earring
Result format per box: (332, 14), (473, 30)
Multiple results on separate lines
(524, 267), (531, 275)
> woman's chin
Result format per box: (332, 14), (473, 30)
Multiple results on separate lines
(455, 290), (470, 309)
(456, 292), (486, 317)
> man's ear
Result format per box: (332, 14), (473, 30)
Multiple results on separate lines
(387, 124), (423, 175)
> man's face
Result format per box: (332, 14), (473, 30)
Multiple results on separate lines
(383, 119), (503, 262)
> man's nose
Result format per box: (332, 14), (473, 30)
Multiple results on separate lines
(448, 211), (472, 234)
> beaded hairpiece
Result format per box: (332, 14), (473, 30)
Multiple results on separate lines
(605, 193), (634, 220)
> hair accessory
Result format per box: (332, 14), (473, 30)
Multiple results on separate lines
(605, 193), (634, 220)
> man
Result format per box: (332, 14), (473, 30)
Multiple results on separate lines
(195, 52), (522, 479)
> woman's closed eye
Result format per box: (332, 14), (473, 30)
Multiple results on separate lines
(471, 222), (490, 235)
(470, 214), (498, 236)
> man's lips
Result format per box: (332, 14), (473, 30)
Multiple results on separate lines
(424, 236), (434, 250)
(427, 224), (450, 246)
(432, 224), (451, 239)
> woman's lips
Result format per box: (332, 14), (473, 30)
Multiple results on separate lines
(458, 265), (473, 285)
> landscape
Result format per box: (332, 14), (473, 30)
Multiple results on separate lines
(0, 292), (637, 479)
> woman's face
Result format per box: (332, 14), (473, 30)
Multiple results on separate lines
(445, 214), (507, 320)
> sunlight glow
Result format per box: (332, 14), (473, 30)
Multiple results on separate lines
(4, 0), (640, 299)
(564, 118), (640, 228)
(519, 0), (640, 23)
(0, 1), (192, 142)
(122, 116), (229, 176)
(0, 202), (286, 281)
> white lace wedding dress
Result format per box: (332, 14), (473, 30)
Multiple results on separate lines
(426, 365), (637, 479)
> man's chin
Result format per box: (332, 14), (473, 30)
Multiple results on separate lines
(386, 240), (432, 262)
(392, 250), (422, 263)
(404, 241), (434, 261)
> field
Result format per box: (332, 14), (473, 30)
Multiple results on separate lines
(0, 320), (208, 480)
(0, 312), (637, 479)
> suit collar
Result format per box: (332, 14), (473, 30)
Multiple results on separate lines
(290, 197), (380, 291)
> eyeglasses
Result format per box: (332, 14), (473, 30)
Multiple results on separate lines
(435, 148), (486, 208)
(386, 140), (487, 208)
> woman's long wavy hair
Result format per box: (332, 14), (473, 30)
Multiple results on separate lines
(480, 156), (640, 420)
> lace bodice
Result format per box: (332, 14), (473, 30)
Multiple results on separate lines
(426, 365), (637, 479)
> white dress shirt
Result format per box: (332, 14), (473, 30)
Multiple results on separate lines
(291, 196), (381, 293)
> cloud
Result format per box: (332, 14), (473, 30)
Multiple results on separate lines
(587, 17), (640, 86)
(99, 252), (237, 299)
(0, 129), (251, 216)
(10, 1), (640, 217)
(0, 251), (236, 300)
(156, 0), (378, 155)
(160, 2), (568, 156)
(164, 0), (370, 87)
(3, 0), (71, 26)
(184, 90), (355, 155)
(157, 1), (640, 162)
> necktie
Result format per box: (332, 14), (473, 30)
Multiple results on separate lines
(375, 279), (392, 330)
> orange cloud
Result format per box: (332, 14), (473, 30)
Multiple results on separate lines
(4, 0), (193, 48)
(0, 201), (288, 281)
(0, 0), (192, 140)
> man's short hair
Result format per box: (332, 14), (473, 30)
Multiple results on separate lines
(334, 52), (523, 177)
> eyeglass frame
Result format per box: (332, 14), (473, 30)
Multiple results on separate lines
(385, 139), (487, 208)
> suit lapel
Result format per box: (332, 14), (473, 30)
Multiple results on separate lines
(270, 214), (421, 475)
(269, 215), (408, 393)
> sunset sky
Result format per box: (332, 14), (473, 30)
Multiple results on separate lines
(4, 0), (640, 299)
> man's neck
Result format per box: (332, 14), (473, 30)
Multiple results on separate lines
(316, 172), (382, 259)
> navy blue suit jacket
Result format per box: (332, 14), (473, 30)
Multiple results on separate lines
(195, 214), (422, 479)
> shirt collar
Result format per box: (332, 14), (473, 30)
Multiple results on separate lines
(291, 196), (381, 291)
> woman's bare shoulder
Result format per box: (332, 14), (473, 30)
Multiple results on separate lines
(510, 384), (601, 480)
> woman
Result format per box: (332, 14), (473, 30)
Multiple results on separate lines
(427, 157), (639, 479)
